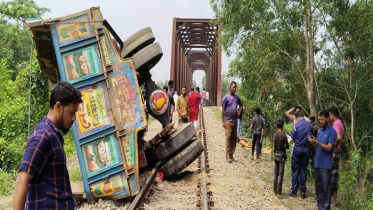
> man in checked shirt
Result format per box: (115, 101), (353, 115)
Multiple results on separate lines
(13, 81), (82, 210)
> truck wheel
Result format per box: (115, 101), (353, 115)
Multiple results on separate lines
(146, 122), (196, 164)
(132, 42), (163, 74)
(120, 27), (155, 59)
(158, 139), (203, 180)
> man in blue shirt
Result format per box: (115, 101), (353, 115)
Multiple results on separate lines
(13, 82), (82, 210)
(289, 111), (313, 199)
(308, 109), (336, 210)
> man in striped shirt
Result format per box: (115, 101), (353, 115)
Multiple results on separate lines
(13, 81), (82, 210)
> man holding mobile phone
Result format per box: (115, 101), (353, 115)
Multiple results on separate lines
(308, 109), (337, 210)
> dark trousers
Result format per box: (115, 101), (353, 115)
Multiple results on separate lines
(315, 168), (332, 210)
(291, 146), (310, 193)
(252, 134), (261, 159)
(274, 154), (285, 195)
(178, 118), (188, 124)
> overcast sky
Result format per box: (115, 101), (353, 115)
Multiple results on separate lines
(33, 0), (231, 87)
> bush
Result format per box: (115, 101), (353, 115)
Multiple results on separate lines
(0, 169), (16, 195)
(0, 137), (24, 171)
(339, 150), (373, 209)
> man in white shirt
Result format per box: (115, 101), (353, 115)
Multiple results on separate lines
(206, 90), (209, 105)
(173, 91), (178, 111)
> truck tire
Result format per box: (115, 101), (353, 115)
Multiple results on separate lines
(158, 139), (203, 180)
(147, 122), (196, 164)
(120, 27), (155, 59)
(132, 42), (163, 74)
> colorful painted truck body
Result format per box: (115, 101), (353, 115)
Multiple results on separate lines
(27, 8), (147, 202)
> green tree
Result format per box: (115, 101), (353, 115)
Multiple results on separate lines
(220, 74), (231, 100)
(0, 0), (51, 171)
(155, 79), (168, 89)
(0, 0), (50, 28)
(0, 0), (50, 73)
(211, 0), (373, 208)
(211, 0), (321, 116)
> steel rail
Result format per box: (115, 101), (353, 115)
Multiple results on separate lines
(200, 109), (208, 210)
(129, 162), (161, 210)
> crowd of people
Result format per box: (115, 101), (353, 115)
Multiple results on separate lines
(220, 81), (345, 210)
(13, 79), (343, 210)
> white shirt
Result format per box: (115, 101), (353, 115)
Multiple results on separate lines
(173, 93), (178, 108)
(206, 91), (209, 100)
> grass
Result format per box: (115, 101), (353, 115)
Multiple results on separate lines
(212, 109), (222, 121)
(68, 168), (82, 181)
(0, 169), (16, 195)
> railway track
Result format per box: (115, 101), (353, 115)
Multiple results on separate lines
(76, 107), (290, 210)
(196, 108), (214, 209)
(129, 108), (214, 209)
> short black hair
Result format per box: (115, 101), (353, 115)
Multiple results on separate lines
(329, 107), (340, 118)
(50, 81), (82, 108)
(190, 87), (194, 91)
(293, 105), (302, 112)
(196, 87), (200, 92)
(163, 86), (168, 91)
(203, 88), (205, 90)
(276, 119), (284, 128)
(255, 107), (261, 114)
(168, 80), (174, 85)
(181, 85), (186, 90)
(318, 109), (329, 118)
(309, 115), (316, 122)
(230, 81), (236, 87)
(295, 111), (304, 118)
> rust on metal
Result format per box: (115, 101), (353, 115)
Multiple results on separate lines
(208, 199), (214, 207)
(196, 190), (202, 196)
(143, 123), (175, 151)
(196, 200), (202, 207)
(197, 182), (202, 188)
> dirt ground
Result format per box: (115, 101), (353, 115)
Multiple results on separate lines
(0, 106), (340, 210)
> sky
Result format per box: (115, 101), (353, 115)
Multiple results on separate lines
(32, 0), (231, 87)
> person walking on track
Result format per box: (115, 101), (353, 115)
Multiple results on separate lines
(188, 87), (201, 129)
(250, 107), (263, 163)
(221, 81), (243, 163)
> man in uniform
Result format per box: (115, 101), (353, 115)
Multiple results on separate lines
(289, 111), (313, 199)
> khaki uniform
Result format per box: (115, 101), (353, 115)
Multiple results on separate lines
(177, 95), (189, 121)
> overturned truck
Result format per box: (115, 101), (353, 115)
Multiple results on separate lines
(27, 7), (203, 202)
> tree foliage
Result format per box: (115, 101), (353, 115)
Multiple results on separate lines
(211, 0), (373, 208)
(0, 0), (51, 172)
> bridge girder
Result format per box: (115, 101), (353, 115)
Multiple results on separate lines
(170, 18), (221, 106)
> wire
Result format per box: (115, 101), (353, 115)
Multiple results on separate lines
(28, 41), (33, 137)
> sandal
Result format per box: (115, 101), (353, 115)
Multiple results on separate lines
(277, 194), (283, 199)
